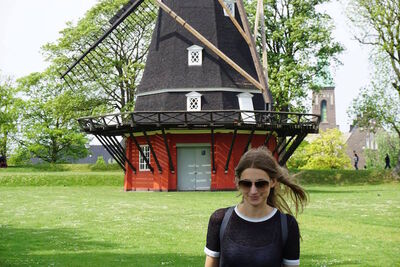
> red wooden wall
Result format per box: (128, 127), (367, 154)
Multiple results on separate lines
(124, 131), (277, 191)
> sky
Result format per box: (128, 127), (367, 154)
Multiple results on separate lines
(0, 0), (372, 132)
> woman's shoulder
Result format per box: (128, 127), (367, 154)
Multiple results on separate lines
(279, 211), (300, 234)
(209, 207), (232, 224)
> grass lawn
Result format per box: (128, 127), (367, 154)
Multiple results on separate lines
(0, 174), (399, 266)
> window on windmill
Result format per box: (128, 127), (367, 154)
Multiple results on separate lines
(139, 145), (151, 171)
(223, 0), (235, 17)
(186, 92), (202, 111)
(237, 92), (255, 123)
(321, 100), (327, 122)
(187, 45), (203, 66)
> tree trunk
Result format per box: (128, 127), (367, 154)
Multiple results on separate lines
(394, 150), (400, 177)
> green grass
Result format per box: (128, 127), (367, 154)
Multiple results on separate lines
(0, 181), (399, 266)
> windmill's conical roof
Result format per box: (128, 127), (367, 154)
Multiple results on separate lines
(135, 0), (263, 111)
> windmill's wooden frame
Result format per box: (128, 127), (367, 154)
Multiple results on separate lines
(62, 0), (320, 191)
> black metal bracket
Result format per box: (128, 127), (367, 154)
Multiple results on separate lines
(243, 128), (255, 155)
(95, 135), (126, 172)
(279, 133), (307, 166)
(108, 135), (137, 174)
(225, 128), (237, 173)
(161, 128), (175, 173)
(143, 130), (162, 173)
(211, 128), (216, 173)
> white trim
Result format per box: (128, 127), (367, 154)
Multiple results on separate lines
(282, 258), (300, 266)
(204, 247), (220, 258)
(136, 88), (261, 97)
(234, 206), (277, 223)
(176, 143), (211, 147)
(139, 145), (151, 171)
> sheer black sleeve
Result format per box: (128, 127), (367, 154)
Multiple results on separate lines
(204, 208), (227, 257)
(282, 214), (300, 265)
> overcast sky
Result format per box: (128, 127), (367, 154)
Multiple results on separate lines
(0, 0), (372, 132)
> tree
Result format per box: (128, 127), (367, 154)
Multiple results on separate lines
(17, 71), (91, 163)
(364, 131), (399, 169)
(348, 0), (400, 96)
(347, 0), (400, 174)
(42, 0), (156, 113)
(0, 73), (19, 161)
(349, 74), (400, 173)
(246, 0), (343, 112)
(289, 129), (351, 170)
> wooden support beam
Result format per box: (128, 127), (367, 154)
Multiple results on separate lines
(225, 128), (238, 173)
(109, 135), (137, 174)
(161, 128), (175, 173)
(211, 128), (216, 173)
(278, 135), (296, 156)
(279, 133), (307, 166)
(243, 128), (255, 155)
(259, 0), (269, 83)
(154, 0), (264, 92)
(216, 0), (250, 44)
(95, 135), (126, 172)
(273, 135), (286, 155)
(236, 0), (271, 103)
(143, 130), (162, 173)
(253, 0), (261, 39)
(100, 135), (126, 168)
(129, 133), (154, 173)
(264, 131), (274, 146)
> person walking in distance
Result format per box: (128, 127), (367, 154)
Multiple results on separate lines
(353, 151), (359, 170)
(385, 154), (391, 169)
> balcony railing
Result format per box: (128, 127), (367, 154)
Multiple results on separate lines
(78, 110), (320, 135)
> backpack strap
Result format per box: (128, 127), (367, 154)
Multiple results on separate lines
(219, 206), (234, 246)
(280, 212), (288, 248)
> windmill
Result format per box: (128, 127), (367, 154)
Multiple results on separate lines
(61, 0), (320, 191)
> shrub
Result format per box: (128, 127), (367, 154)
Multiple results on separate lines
(90, 156), (120, 171)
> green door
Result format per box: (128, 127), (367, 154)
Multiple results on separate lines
(177, 146), (211, 191)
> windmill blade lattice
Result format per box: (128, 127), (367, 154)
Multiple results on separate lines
(61, 0), (158, 111)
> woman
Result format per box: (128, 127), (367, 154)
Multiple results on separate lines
(204, 147), (308, 267)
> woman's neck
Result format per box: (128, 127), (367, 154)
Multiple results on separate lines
(238, 202), (274, 218)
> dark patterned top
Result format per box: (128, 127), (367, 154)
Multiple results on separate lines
(204, 206), (300, 266)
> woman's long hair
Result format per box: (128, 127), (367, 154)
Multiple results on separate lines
(235, 147), (308, 216)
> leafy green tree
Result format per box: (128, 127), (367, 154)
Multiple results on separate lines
(43, 0), (156, 113)
(349, 77), (400, 173)
(348, 0), (400, 96)
(246, 0), (343, 112)
(294, 128), (351, 170)
(287, 140), (309, 169)
(0, 73), (19, 161)
(17, 71), (91, 163)
(347, 0), (400, 174)
(364, 131), (399, 169)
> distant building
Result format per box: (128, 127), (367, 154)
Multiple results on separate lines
(311, 87), (378, 169)
(75, 145), (115, 164)
(30, 145), (115, 164)
(312, 87), (338, 131)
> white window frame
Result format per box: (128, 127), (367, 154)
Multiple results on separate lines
(186, 91), (202, 111)
(237, 92), (255, 123)
(139, 145), (151, 171)
(187, 45), (203, 66)
(223, 0), (235, 17)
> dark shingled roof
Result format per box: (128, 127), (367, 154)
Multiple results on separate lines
(135, 0), (262, 111)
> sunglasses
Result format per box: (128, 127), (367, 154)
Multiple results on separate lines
(238, 180), (270, 191)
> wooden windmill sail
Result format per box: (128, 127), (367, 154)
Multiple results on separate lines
(61, 0), (320, 191)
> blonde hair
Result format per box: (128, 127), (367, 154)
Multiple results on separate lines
(235, 147), (308, 216)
